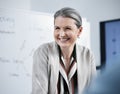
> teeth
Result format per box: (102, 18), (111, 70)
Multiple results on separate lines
(60, 38), (68, 42)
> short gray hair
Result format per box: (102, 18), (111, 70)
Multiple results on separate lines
(54, 7), (82, 28)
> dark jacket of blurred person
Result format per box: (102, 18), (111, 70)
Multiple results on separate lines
(83, 62), (120, 94)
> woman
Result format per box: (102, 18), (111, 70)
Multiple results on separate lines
(32, 7), (96, 94)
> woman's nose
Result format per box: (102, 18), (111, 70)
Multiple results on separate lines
(59, 30), (65, 37)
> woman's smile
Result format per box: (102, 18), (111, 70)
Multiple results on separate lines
(58, 37), (70, 43)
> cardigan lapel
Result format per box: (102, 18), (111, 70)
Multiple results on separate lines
(76, 44), (85, 94)
(76, 44), (91, 94)
(49, 42), (60, 94)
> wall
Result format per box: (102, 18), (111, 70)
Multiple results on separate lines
(0, 0), (31, 10)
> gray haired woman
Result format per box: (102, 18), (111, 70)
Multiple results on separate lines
(32, 7), (96, 94)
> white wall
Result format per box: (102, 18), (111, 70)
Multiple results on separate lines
(0, 0), (120, 66)
(0, 0), (31, 10)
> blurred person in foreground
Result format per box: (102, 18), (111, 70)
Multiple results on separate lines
(32, 7), (97, 94)
(83, 62), (120, 94)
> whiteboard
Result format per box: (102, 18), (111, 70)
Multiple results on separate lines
(0, 8), (90, 94)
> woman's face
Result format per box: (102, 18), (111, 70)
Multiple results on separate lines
(54, 16), (82, 49)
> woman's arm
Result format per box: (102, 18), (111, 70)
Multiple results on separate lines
(32, 46), (49, 94)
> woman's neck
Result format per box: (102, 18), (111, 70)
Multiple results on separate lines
(60, 45), (74, 59)
(60, 45), (75, 75)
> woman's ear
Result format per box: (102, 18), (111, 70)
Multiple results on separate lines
(77, 26), (83, 37)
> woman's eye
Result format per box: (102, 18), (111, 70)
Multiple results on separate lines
(66, 27), (71, 30)
(54, 27), (60, 30)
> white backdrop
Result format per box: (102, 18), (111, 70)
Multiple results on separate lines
(0, 8), (90, 94)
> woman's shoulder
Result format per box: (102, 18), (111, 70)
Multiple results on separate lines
(76, 44), (94, 56)
(36, 41), (55, 49)
(34, 41), (56, 53)
(77, 44), (90, 52)
(33, 41), (59, 60)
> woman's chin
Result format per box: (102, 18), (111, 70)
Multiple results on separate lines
(59, 44), (69, 48)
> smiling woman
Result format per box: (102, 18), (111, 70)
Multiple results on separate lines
(32, 7), (97, 94)
(54, 16), (82, 50)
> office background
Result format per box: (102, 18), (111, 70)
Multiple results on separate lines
(0, 0), (120, 66)
(0, 0), (120, 94)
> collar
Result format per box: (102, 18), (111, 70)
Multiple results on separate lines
(57, 44), (77, 62)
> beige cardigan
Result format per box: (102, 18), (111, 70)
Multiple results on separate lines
(32, 42), (96, 94)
